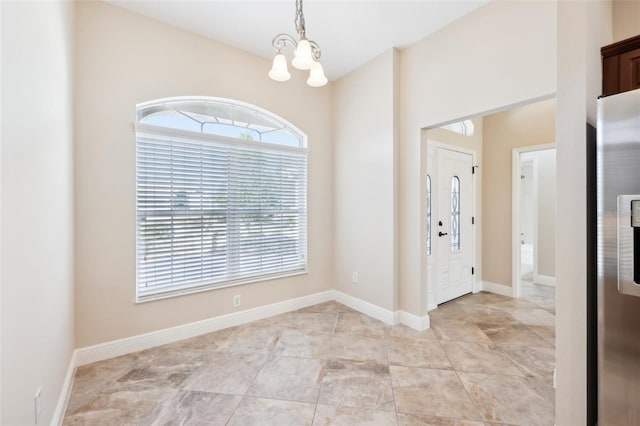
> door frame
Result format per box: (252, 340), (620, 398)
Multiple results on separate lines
(425, 140), (479, 309)
(511, 143), (555, 298)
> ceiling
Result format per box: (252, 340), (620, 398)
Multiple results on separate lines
(107, 1), (489, 81)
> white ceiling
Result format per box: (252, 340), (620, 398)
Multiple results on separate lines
(107, 0), (489, 81)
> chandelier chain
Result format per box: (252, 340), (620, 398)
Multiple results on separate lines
(295, 0), (306, 39)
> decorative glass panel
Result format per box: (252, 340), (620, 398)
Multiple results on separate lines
(442, 119), (474, 136)
(137, 98), (303, 148)
(451, 176), (461, 252)
(427, 175), (432, 256)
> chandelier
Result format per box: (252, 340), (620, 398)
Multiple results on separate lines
(268, 0), (328, 87)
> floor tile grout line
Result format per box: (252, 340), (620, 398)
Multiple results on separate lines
(435, 337), (457, 372)
(522, 322), (556, 345)
(310, 315), (336, 426)
(436, 335), (532, 417)
(223, 394), (242, 426)
(383, 333), (401, 426)
(452, 367), (490, 423)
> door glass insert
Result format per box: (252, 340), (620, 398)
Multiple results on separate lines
(427, 175), (432, 256)
(451, 176), (461, 252)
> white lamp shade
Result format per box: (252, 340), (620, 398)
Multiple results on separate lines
(292, 39), (314, 70)
(307, 61), (328, 87)
(268, 53), (291, 82)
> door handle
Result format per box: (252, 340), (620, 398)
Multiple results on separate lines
(438, 232), (448, 237)
(617, 196), (640, 297)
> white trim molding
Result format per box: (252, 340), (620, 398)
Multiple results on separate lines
(333, 291), (397, 325)
(396, 310), (431, 331)
(480, 281), (514, 297)
(75, 290), (334, 366)
(332, 291), (431, 331)
(472, 279), (483, 294)
(533, 274), (556, 287)
(52, 352), (76, 426)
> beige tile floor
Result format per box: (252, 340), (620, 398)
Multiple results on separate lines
(63, 291), (555, 425)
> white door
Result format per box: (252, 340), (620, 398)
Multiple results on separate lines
(436, 148), (473, 304)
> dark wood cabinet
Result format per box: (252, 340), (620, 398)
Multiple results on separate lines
(602, 34), (640, 97)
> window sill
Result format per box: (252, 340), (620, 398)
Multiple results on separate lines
(135, 269), (309, 304)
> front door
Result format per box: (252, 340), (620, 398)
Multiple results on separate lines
(436, 148), (473, 304)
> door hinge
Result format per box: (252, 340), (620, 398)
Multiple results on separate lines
(472, 166), (475, 175)
(472, 267), (475, 275)
(472, 216), (475, 225)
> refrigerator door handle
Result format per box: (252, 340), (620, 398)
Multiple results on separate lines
(617, 195), (640, 296)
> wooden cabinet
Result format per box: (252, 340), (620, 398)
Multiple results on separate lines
(602, 34), (640, 97)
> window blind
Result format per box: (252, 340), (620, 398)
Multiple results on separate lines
(136, 132), (307, 301)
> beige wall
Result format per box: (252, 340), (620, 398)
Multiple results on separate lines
(556, 1), (612, 423)
(332, 49), (399, 311)
(74, 1), (333, 347)
(399, 0), (557, 316)
(1, 1), (75, 424)
(612, 0), (640, 42)
(482, 98), (556, 287)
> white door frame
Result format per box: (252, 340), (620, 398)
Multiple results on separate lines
(426, 140), (478, 309)
(511, 143), (555, 298)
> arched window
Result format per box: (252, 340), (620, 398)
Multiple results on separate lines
(135, 97), (307, 301)
(442, 119), (474, 137)
(451, 176), (461, 252)
(426, 175), (432, 256)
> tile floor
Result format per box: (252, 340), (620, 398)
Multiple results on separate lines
(63, 291), (555, 425)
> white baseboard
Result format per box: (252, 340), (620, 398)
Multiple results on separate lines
(60, 289), (439, 423)
(75, 289), (433, 367)
(333, 291), (397, 325)
(52, 351), (76, 426)
(481, 281), (513, 297)
(472, 279), (483, 294)
(397, 310), (430, 331)
(533, 274), (556, 287)
(332, 291), (430, 331)
(75, 290), (334, 366)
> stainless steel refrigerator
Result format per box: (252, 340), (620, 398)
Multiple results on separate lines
(597, 87), (640, 425)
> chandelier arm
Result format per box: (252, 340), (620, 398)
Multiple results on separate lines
(269, 0), (326, 86)
(272, 33), (298, 52)
(308, 40), (321, 61)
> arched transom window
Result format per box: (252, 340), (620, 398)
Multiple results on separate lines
(135, 97), (308, 301)
(442, 119), (474, 137)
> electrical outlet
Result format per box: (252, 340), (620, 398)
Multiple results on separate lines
(34, 387), (42, 424)
(233, 294), (241, 307)
(352, 272), (359, 283)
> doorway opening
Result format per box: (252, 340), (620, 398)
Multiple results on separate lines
(422, 97), (557, 314)
(512, 145), (556, 309)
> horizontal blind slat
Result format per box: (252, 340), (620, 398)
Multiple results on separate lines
(136, 131), (307, 300)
